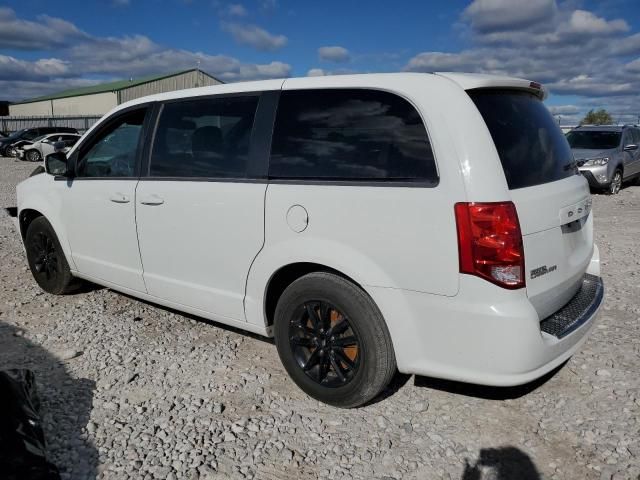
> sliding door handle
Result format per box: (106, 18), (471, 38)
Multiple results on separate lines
(109, 193), (130, 203)
(139, 194), (164, 206)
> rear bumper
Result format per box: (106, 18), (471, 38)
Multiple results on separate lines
(368, 252), (604, 387)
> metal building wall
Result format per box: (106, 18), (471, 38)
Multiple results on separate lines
(53, 92), (117, 115)
(9, 100), (53, 116)
(118, 70), (221, 104)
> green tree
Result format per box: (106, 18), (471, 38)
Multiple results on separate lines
(579, 108), (614, 125)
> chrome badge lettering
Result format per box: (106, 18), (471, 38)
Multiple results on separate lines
(530, 265), (557, 279)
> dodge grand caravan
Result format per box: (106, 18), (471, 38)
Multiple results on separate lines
(16, 73), (604, 407)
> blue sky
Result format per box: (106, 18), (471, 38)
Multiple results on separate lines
(1, 0), (639, 124)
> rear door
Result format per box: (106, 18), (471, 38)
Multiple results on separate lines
(470, 90), (593, 319)
(135, 92), (273, 321)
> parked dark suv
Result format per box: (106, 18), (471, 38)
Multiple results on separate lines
(0, 127), (79, 157)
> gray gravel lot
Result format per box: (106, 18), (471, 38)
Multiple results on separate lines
(1, 155), (639, 480)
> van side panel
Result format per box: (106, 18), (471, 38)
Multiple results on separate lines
(244, 75), (471, 328)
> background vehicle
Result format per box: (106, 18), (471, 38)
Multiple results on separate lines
(19, 133), (81, 162)
(568, 125), (640, 194)
(0, 127), (78, 157)
(16, 73), (603, 407)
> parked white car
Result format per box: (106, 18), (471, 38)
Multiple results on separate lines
(16, 73), (604, 407)
(19, 133), (81, 162)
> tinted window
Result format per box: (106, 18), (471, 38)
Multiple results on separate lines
(622, 129), (634, 147)
(632, 129), (640, 144)
(566, 130), (621, 150)
(23, 129), (40, 140)
(77, 109), (146, 178)
(269, 89), (437, 183)
(470, 90), (576, 190)
(150, 95), (259, 178)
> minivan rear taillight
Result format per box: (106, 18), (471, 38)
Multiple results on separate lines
(454, 202), (525, 289)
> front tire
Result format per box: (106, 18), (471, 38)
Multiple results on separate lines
(26, 149), (41, 162)
(608, 169), (623, 195)
(25, 217), (79, 294)
(274, 272), (396, 408)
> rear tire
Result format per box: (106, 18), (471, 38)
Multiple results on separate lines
(25, 217), (80, 294)
(273, 272), (396, 408)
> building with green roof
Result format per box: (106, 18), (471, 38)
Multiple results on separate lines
(9, 69), (222, 117)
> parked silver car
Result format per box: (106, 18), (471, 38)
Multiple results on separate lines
(567, 125), (640, 194)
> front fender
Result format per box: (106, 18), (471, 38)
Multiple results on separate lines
(17, 175), (76, 270)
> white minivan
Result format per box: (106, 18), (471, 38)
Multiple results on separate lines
(16, 73), (604, 407)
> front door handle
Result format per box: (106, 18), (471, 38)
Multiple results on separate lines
(109, 193), (130, 203)
(139, 194), (164, 206)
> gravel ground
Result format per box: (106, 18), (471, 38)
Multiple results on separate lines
(1, 155), (639, 480)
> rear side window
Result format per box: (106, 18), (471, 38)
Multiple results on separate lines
(469, 90), (576, 190)
(269, 89), (438, 184)
(150, 95), (259, 178)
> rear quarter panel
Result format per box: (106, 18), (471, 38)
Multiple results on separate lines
(244, 74), (479, 328)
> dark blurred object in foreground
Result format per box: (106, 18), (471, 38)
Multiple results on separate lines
(0, 370), (61, 480)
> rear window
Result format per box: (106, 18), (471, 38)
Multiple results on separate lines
(269, 89), (438, 184)
(469, 90), (576, 190)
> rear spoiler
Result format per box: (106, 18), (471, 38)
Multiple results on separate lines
(435, 72), (547, 100)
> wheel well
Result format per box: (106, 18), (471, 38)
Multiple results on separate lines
(264, 262), (362, 328)
(19, 209), (43, 240)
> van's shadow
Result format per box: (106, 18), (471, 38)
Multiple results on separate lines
(0, 320), (97, 479)
(462, 447), (541, 480)
(414, 361), (566, 400)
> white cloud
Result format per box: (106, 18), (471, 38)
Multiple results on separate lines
(318, 46), (350, 63)
(548, 105), (580, 115)
(462, 0), (556, 33)
(0, 55), (70, 81)
(0, 7), (88, 50)
(227, 4), (248, 17)
(222, 22), (287, 51)
(307, 68), (326, 77)
(0, 10), (292, 101)
(560, 10), (629, 37)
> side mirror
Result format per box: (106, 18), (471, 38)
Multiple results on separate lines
(44, 152), (73, 177)
(624, 144), (638, 151)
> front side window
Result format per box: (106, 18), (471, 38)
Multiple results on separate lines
(269, 89), (438, 184)
(150, 95), (259, 178)
(76, 109), (146, 178)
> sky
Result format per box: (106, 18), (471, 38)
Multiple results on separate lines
(1, 0), (639, 125)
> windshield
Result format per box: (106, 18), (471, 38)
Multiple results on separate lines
(31, 134), (49, 142)
(469, 90), (576, 190)
(566, 130), (621, 150)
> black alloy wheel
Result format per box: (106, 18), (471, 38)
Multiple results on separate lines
(289, 300), (360, 387)
(25, 216), (79, 294)
(29, 232), (59, 281)
(274, 272), (397, 408)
